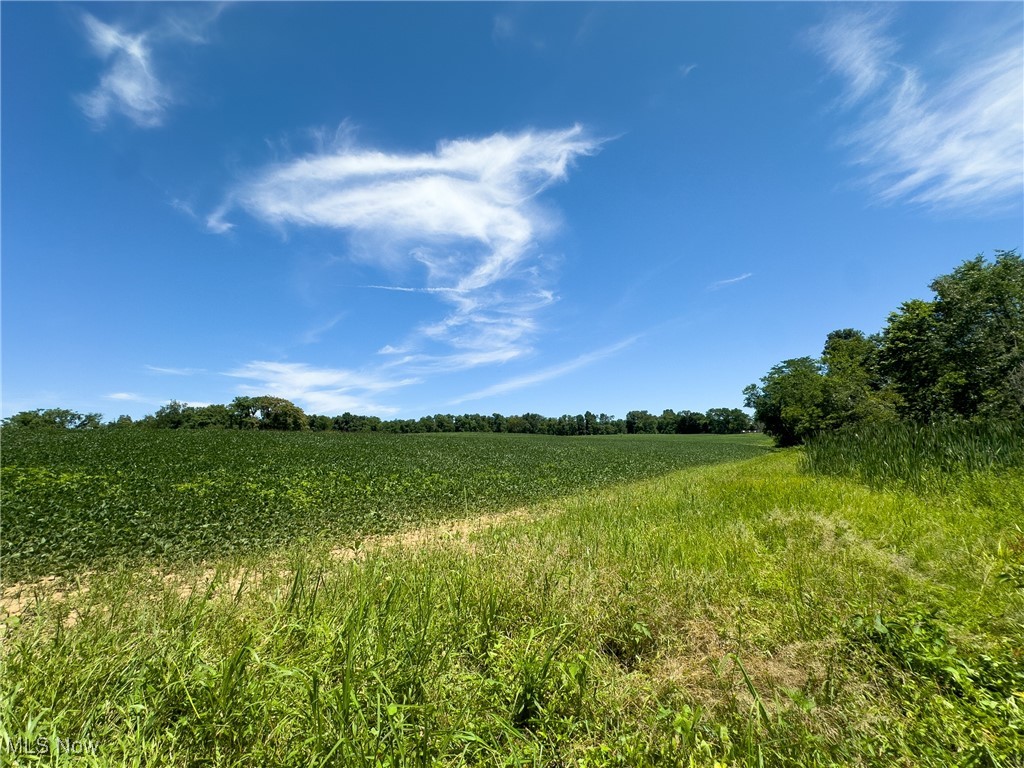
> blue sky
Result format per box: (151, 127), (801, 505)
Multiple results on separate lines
(2, 2), (1022, 421)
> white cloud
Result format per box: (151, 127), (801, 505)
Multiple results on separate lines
(449, 336), (638, 405)
(225, 361), (415, 416)
(76, 7), (222, 128)
(210, 126), (602, 369)
(812, 10), (1023, 212)
(105, 392), (145, 401)
(299, 314), (346, 345)
(812, 10), (898, 108)
(77, 15), (169, 128)
(146, 365), (204, 376)
(708, 272), (753, 291)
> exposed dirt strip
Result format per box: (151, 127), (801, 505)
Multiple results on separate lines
(1, 507), (537, 623)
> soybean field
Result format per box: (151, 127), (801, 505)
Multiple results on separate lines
(1, 430), (770, 582)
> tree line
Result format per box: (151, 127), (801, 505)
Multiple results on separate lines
(3, 396), (753, 436)
(744, 250), (1023, 446)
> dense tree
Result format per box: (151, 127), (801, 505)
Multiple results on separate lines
(2, 408), (102, 430)
(675, 410), (708, 434)
(747, 250), (1022, 444)
(880, 251), (1024, 421)
(6, 400), (749, 438)
(230, 396), (308, 431)
(744, 357), (826, 446)
(705, 407), (752, 434)
(308, 414), (334, 431)
(625, 410), (658, 434)
(656, 409), (678, 434)
(820, 329), (898, 428)
(188, 404), (233, 429)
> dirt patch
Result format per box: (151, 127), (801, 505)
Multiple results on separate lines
(1, 507), (538, 621)
(653, 618), (821, 713)
(330, 508), (534, 560)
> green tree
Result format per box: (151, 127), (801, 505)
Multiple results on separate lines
(625, 410), (658, 434)
(2, 408), (102, 430)
(879, 251), (1023, 421)
(744, 357), (826, 446)
(675, 410), (708, 434)
(230, 396), (308, 431)
(704, 407), (752, 434)
(656, 409), (678, 434)
(820, 329), (899, 428)
(308, 414), (334, 431)
(188, 404), (233, 429)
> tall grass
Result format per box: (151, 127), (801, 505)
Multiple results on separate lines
(803, 420), (1024, 495)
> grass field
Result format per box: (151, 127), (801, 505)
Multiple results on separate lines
(0, 431), (769, 583)
(2, 432), (1022, 765)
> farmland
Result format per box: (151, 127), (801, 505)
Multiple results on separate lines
(2, 429), (1021, 766)
(1, 430), (770, 582)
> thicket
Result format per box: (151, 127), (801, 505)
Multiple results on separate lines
(745, 250), (1023, 446)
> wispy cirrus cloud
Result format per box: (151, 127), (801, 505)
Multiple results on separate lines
(299, 314), (346, 345)
(707, 272), (753, 291)
(224, 361), (416, 416)
(77, 14), (169, 128)
(449, 336), (639, 406)
(210, 125), (602, 370)
(146, 365), (205, 376)
(813, 9), (898, 109)
(77, 7), (222, 128)
(811, 9), (1023, 212)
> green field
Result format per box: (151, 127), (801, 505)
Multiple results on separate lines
(1, 430), (770, 582)
(2, 431), (1022, 766)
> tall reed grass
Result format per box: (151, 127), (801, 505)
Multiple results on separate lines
(803, 420), (1024, 495)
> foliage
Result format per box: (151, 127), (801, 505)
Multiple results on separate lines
(1, 408), (102, 431)
(743, 357), (826, 446)
(6, 402), (755, 437)
(230, 395), (309, 431)
(880, 250), (1024, 421)
(625, 410), (658, 434)
(1, 431), (771, 582)
(746, 250), (1023, 445)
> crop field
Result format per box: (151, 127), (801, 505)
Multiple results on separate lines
(1, 430), (770, 582)
(2, 438), (1022, 766)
